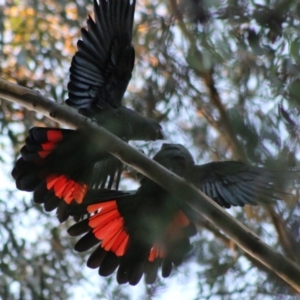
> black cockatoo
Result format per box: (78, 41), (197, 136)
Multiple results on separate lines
(12, 0), (163, 221)
(67, 143), (293, 285)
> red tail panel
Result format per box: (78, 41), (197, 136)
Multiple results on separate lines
(47, 130), (64, 142)
(111, 231), (129, 256)
(89, 209), (119, 228)
(46, 174), (87, 204)
(148, 210), (190, 261)
(149, 244), (166, 262)
(87, 201), (129, 256)
(37, 130), (64, 158)
(87, 201), (117, 214)
(173, 210), (190, 227)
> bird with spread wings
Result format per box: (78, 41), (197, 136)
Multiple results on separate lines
(65, 143), (294, 285)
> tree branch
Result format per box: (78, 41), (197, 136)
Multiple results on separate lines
(267, 205), (300, 264)
(1, 78), (300, 292)
(199, 219), (297, 293)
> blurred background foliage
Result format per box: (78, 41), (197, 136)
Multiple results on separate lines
(1, 0), (300, 299)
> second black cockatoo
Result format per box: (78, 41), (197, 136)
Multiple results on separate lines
(67, 143), (292, 285)
(11, 0), (163, 221)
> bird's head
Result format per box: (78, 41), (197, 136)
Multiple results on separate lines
(153, 143), (195, 176)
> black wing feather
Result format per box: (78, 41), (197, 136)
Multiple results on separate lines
(66, 0), (136, 110)
(190, 161), (290, 208)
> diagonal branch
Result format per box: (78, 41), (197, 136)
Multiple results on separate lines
(199, 220), (297, 293)
(267, 204), (300, 264)
(1, 78), (300, 292)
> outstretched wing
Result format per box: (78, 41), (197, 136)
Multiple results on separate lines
(189, 161), (292, 208)
(66, 0), (135, 110)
